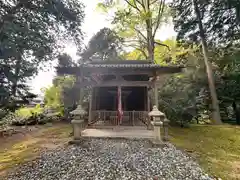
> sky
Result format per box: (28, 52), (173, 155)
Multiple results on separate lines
(28, 0), (176, 96)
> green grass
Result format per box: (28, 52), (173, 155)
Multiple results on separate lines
(0, 124), (71, 175)
(169, 125), (240, 180)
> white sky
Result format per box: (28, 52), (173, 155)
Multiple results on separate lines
(28, 0), (176, 96)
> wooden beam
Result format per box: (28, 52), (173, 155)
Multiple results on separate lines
(80, 68), (156, 76)
(76, 80), (154, 88)
(95, 81), (152, 87)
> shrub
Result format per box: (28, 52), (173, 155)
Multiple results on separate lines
(15, 104), (43, 119)
(1, 111), (20, 128)
(0, 108), (7, 119)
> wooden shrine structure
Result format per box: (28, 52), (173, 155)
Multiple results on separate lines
(57, 60), (183, 128)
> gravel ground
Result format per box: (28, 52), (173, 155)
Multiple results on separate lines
(6, 139), (213, 180)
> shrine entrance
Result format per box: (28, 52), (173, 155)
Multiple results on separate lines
(90, 86), (149, 126)
(94, 87), (147, 111)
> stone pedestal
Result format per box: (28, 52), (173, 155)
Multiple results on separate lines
(151, 121), (163, 142)
(71, 119), (85, 140)
(163, 119), (170, 141)
(70, 105), (87, 142)
(148, 106), (165, 144)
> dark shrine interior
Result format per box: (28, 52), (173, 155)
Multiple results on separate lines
(96, 86), (146, 111)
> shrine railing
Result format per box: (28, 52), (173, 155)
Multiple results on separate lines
(89, 110), (150, 126)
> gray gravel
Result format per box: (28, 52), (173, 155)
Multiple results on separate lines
(6, 139), (213, 180)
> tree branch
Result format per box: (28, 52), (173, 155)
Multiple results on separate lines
(135, 48), (148, 59)
(124, 39), (146, 44)
(150, 0), (158, 5)
(125, 43), (147, 59)
(133, 27), (147, 40)
(153, 0), (165, 37)
(124, 0), (141, 12)
(154, 41), (170, 50)
(136, 0), (145, 11)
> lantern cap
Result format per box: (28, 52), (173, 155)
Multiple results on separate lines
(148, 105), (165, 117)
(70, 105), (87, 115)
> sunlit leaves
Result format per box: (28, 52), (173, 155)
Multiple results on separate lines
(97, 0), (171, 60)
(124, 38), (190, 64)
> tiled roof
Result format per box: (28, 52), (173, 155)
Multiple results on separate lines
(82, 63), (183, 69)
(56, 62), (184, 75)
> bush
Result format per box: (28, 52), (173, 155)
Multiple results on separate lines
(15, 104), (43, 118)
(1, 111), (19, 128)
(1, 105), (64, 127)
(0, 108), (7, 119)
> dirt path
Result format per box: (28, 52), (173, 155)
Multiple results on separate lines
(0, 123), (72, 177)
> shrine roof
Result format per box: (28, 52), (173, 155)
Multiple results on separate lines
(89, 60), (151, 64)
(56, 60), (184, 75)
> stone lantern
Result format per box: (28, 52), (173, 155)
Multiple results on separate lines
(148, 105), (165, 143)
(70, 104), (87, 140)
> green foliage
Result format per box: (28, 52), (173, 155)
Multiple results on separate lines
(0, 111), (17, 128)
(124, 38), (190, 64)
(15, 105), (43, 119)
(80, 28), (123, 61)
(43, 75), (77, 116)
(0, 0), (84, 108)
(43, 85), (62, 109)
(57, 53), (76, 68)
(170, 0), (240, 124)
(97, 0), (171, 60)
(159, 50), (208, 125)
(171, 0), (240, 47)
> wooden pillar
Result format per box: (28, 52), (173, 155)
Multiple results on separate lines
(91, 88), (95, 110)
(118, 86), (122, 125)
(88, 88), (93, 124)
(147, 89), (150, 112)
(96, 88), (100, 110)
(154, 82), (159, 108)
(143, 87), (146, 111)
(77, 75), (83, 105)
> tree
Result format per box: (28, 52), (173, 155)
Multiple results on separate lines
(171, 0), (226, 124)
(216, 48), (240, 125)
(80, 27), (123, 62)
(171, 0), (240, 47)
(124, 38), (188, 64)
(98, 0), (170, 62)
(57, 53), (76, 68)
(0, 0), (84, 108)
(192, 0), (221, 124)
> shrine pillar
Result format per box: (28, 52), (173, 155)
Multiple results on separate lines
(154, 82), (159, 108)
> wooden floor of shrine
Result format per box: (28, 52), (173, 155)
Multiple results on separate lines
(82, 126), (153, 139)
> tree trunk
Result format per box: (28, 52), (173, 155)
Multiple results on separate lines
(145, 0), (155, 63)
(192, 0), (222, 124)
(232, 101), (240, 125)
(11, 57), (21, 97)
